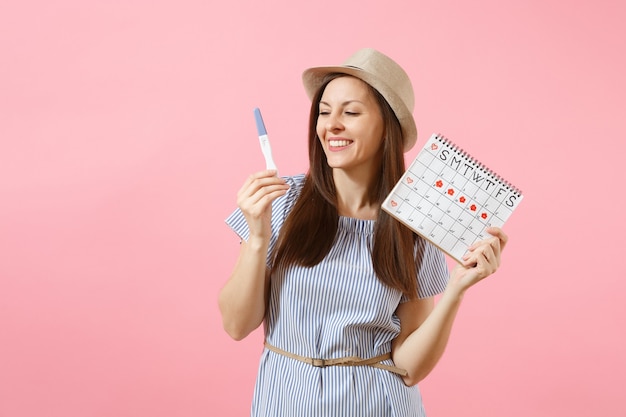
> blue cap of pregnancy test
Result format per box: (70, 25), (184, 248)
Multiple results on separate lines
(254, 108), (267, 136)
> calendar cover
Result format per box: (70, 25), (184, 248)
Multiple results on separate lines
(382, 133), (523, 263)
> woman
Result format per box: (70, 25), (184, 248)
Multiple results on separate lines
(219, 48), (508, 416)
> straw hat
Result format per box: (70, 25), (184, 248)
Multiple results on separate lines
(302, 48), (417, 152)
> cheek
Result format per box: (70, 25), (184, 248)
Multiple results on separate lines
(365, 122), (384, 143)
(371, 122), (385, 147)
(316, 122), (325, 141)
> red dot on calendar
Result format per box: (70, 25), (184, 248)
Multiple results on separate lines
(470, 204), (477, 211)
(391, 200), (398, 207)
(459, 196), (466, 203)
(447, 188), (454, 196)
(407, 177), (414, 184)
(431, 143), (438, 150)
(435, 180), (443, 188)
(481, 212), (488, 219)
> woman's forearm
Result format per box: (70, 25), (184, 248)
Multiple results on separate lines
(218, 237), (271, 340)
(393, 285), (465, 386)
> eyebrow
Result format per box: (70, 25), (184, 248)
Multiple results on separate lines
(319, 100), (365, 106)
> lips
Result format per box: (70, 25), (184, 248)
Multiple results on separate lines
(328, 138), (353, 150)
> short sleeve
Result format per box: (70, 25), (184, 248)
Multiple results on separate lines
(401, 238), (449, 301)
(224, 174), (305, 268)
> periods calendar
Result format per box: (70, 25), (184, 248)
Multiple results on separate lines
(382, 133), (523, 263)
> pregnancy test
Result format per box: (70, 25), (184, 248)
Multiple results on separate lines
(253, 108), (278, 173)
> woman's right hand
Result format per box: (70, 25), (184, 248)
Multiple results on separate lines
(236, 170), (289, 241)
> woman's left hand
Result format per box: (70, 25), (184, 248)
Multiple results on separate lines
(449, 227), (508, 292)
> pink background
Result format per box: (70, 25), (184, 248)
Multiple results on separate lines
(1, 1), (624, 416)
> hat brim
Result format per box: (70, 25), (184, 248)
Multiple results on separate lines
(302, 66), (417, 152)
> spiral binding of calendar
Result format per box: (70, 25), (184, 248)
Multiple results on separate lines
(434, 133), (523, 197)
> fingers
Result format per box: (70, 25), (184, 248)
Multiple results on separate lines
(486, 226), (509, 252)
(462, 230), (506, 277)
(237, 170), (289, 217)
(475, 242), (499, 273)
(452, 227), (510, 291)
(466, 227), (507, 255)
(462, 246), (496, 273)
(238, 170), (280, 197)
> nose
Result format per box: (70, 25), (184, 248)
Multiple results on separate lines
(325, 112), (344, 132)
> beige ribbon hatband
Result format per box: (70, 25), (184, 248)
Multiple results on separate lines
(264, 342), (408, 376)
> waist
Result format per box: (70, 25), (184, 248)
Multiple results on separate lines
(264, 342), (408, 376)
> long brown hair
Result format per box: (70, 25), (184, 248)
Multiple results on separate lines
(272, 73), (420, 299)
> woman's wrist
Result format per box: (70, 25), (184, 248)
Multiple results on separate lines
(246, 233), (271, 252)
(443, 275), (467, 303)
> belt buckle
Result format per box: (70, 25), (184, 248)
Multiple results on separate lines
(311, 358), (326, 368)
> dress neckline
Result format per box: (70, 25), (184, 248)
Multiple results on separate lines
(338, 216), (375, 235)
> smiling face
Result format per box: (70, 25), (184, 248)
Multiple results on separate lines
(316, 76), (385, 176)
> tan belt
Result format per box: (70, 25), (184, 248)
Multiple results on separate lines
(264, 342), (408, 376)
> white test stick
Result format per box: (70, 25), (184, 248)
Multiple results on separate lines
(253, 108), (278, 174)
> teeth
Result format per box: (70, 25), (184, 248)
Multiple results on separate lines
(329, 140), (351, 147)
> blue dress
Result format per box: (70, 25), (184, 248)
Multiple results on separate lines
(226, 174), (449, 417)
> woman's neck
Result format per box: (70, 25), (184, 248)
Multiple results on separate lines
(333, 169), (379, 220)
